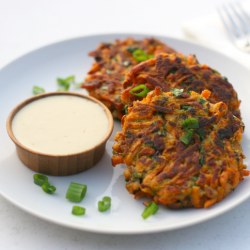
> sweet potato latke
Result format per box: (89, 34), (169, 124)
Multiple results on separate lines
(81, 38), (176, 119)
(121, 53), (241, 119)
(112, 88), (249, 208)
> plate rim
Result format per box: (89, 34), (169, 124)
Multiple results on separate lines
(1, 32), (250, 235)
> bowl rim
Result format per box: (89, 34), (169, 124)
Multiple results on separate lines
(6, 91), (114, 157)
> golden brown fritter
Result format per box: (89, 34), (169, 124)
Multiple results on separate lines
(112, 88), (248, 208)
(81, 38), (176, 119)
(121, 53), (241, 119)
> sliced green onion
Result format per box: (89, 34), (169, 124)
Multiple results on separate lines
(133, 50), (148, 62)
(98, 196), (111, 212)
(182, 118), (199, 129)
(141, 201), (159, 219)
(170, 88), (184, 97)
(33, 86), (45, 95)
(198, 98), (206, 104)
(196, 129), (205, 141)
(57, 75), (76, 91)
(66, 182), (87, 203)
(33, 174), (48, 186)
(42, 182), (56, 194)
(129, 84), (150, 97)
(72, 206), (86, 216)
(181, 129), (194, 145)
(127, 47), (139, 53)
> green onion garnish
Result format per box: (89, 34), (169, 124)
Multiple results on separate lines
(57, 75), (79, 91)
(170, 88), (184, 97)
(72, 206), (86, 216)
(33, 86), (45, 95)
(98, 196), (111, 212)
(126, 47), (139, 53)
(42, 182), (56, 194)
(129, 84), (150, 97)
(181, 129), (194, 145)
(33, 174), (48, 186)
(141, 201), (159, 219)
(133, 50), (148, 62)
(66, 182), (87, 203)
(196, 129), (205, 140)
(182, 118), (199, 129)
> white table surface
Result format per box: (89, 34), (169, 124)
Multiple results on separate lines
(1, 0), (250, 249)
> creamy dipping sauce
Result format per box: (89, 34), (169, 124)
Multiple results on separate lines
(12, 95), (109, 155)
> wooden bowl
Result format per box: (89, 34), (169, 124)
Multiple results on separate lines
(6, 92), (114, 176)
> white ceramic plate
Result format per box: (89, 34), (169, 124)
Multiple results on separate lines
(1, 33), (250, 235)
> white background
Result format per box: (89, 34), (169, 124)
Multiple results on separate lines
(1, 0), (250, 249)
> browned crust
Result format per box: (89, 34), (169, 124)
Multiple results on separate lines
(81, 38), (176, 119)
(112, 88), (248, 208)
(121, 53), (241, 119)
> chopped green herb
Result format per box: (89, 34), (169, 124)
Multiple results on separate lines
(200, 145), (205, 153)
(33, 174), (48, 186)
(233, 115), (237, 120)
(141, 202), (159, 219)
(187, 91), (191, 95)
(198, 98), (207, 105)
(124, 105), (129, 114)
(182, 118), (199, 129)
(42, 182), (56, 194)
(72, 206), (85, 216)
(133, 172), (142, 178)
(181, 105), (193, 111)
(98, 196), (111, 212)
(57, 75), (78, 91)
(157, 112), (164, 117)
(33, 86), (45, 95)
(170, 88), (184, 97)
(129, 84), (150, 97)
(199, 154), (205, 166)
(192, 176), (198, 182)
(196, 129), (205, 141)
(127, 47), (139, 53)
(66, 182), (87, 203)
(211, 69), (220, 75)
(181, 129), (193, 145)
(112, 150), (118, 156)
(168, 68), (178, 74)
(133, 50), (148, 62)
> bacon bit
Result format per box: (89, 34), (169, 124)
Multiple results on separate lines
(201, 89), (211, 99)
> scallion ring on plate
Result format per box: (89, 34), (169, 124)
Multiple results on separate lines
(98, 196), (111, 212)
(141, 201), (159, 219)
(66, 182), (87, 203)
(72, 206), (86, 216)
(33, 174), (48, 186)
(42, 181), (56, 194)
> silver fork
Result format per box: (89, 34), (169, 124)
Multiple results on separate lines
(217, 2), (250, 53)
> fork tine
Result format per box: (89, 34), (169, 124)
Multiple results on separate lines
(237, 2), (250, 25)
(217, 7), (237, 41)
(230, 3), (250, 34)
(223, 5), (245, 37)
